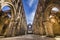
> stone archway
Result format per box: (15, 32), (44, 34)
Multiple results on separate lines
(44, 4), (60, 37)
(0, 2), (16, 37)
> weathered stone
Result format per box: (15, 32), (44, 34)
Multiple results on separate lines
(0, 0), (27, 37)
(32, 0), (45, 35)
(44, 1), (60, 37)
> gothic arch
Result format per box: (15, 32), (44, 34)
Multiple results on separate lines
(44, 3), (60, 37)
(44, 4), (60, 20)
(1, 2), (16, 15)
(0, 2), (16, 37)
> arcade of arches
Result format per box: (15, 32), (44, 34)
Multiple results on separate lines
(0, 0), (60, 38)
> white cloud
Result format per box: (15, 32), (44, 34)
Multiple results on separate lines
(27, 10), (35, 24)
(52, 7), (59, 12)
(28, 0), (34, 7)
(26, 0), (38, 24)
(28, 2), (38, 24)
(30, 10), (35, 21)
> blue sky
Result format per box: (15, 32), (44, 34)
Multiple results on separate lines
(22, 0), (38, 24)
(2, 6), (10, 11)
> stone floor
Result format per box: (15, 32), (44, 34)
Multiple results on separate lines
(0, 34), (60, 40)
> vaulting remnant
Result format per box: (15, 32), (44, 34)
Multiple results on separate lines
(0, 0), (27, 37)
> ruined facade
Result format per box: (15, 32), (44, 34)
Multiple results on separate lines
(44, 0), (60, 37)
(0, 0), (60, 37)
(32, 0), (60, 37)
(0, 0), (27, 37)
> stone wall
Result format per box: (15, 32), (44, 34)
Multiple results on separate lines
(33, 0), (60, 37)
(0, 0), (27, 37)
(32, 0), (45, 35)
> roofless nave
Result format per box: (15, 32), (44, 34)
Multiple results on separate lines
(0, 0), (60, 38)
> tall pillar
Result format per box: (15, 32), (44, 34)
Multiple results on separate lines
(32, 0), (45, 35)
